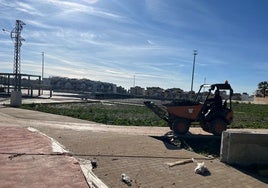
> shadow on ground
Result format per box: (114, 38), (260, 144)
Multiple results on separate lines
(234, 164), (268, 184)
(151, 131), (221, 156)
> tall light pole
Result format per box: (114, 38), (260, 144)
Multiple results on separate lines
(41, 52), (44, 95)
(190, 49), (198, 92)
(42, 52), (44, 81)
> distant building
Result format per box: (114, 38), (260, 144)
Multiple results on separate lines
(145, 87), (164, 98)
(48, 76), (116, 93)
(232, 93), (242, 100)
(129, 86), (145, 96)
(116, 86), (127, 94)
(241, 93), (253, 101)
(163, 88), (184, 99)
(42, 76), (257, 103)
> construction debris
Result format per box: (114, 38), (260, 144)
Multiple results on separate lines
(192, 158), (209, 175)
(166, 159), (193, 167)
(91, 158), (98, 169)
(121, 173), (132, 186)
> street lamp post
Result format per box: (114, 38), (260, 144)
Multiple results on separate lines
(41, 52), (44, 95)
(42, 52), (44, 81)
(133, 75), (135, 87)
(190, 49), (198, 92)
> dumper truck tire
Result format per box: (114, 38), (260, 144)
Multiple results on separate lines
(210, 119), (227, 136)
(172, 119), (190, 135)
(200, 121), (210, 132)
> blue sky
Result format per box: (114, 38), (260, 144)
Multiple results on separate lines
(0, 0), (267, 94)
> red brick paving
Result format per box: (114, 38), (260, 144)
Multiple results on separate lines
(0, 126), (52, 154)
(0, 127), (89, 188)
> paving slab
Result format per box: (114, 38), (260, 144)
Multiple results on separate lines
(37, 128), (268, 188)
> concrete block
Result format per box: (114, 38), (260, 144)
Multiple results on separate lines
(10, 91), (22, 107)
(220, 130), (268, 167)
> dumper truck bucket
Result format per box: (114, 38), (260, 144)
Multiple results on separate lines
(144, 101), (170, 123)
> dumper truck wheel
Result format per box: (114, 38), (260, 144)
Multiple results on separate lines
(172, 119), (190, 135)
(210, 119), (227, 136)
(200, 121), (210, 132)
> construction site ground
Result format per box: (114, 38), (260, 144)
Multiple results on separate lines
(0, 95), (267, 187)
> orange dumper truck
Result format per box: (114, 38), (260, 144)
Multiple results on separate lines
(144, 82), (233, 136)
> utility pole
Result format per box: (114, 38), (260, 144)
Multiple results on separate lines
(203, 77), (206, 92)
(42, 52), (44, 81)
(41, 52), (44, 95)
(190, 49), (198, 92)
(133, 75), (136, 87)
(3, 20), (26, 107)
(11, 20), (26, 92)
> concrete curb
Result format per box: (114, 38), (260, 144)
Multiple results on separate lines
(27, 127), (68, 153)
(79, 158), (109, 188)
(27, 127), (108, 188)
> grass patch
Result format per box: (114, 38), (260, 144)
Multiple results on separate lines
(231, 102), (268, 129)
(21, 102), (167, 127)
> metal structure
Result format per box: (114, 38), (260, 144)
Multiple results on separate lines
(145, 82), (234, 136)
(10, 20), (26, 91)
(0, 73), (41, 97)
(190, 49), (198, 92)
(1, 20), (51, 100)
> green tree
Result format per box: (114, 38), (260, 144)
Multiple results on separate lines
(258, 81), (268, 98)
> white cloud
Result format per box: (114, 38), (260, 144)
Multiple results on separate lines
(45, 0), (88, 10)
(42, 0), (126, 22)
(82, 0), (99, 4)
(24, 20), (58, 30)
(16, 2), (44, 16)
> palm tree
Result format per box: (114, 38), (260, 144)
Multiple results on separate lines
(258, 81), (268, 98)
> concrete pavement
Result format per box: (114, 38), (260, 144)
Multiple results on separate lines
(0, 100), (267, 187)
